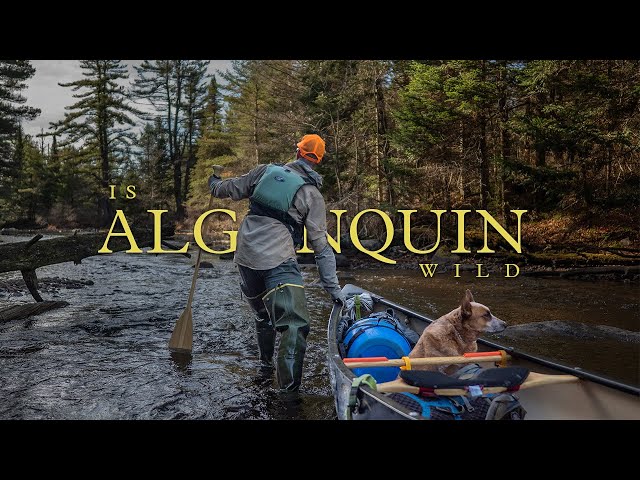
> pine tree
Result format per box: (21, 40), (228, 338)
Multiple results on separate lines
(221, 60), (302, 167)
(182, 61), (209, 202)
(134, 60), (210, 219)
(16, 134), (49, 222)
(0, 60), (40, 212)
(48, 60), (141, 226)
(137, 118), (172, 206)
(189, 75), (234, 211)
(202, 77), (222, 135)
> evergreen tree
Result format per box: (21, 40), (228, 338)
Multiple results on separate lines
(48, 60), (141, 226)
(137, 118), (172, 207)
(182, 61), (209, 202)
(0, 60), (39, 215)
(134, 60), (210, 219)
(189, 75), (234, 211)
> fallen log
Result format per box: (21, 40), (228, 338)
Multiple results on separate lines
(523, 265), (640, 278)
(0, 226), (173, 301)
(0, 230), (162, 274)
(0, 301), (69, 322)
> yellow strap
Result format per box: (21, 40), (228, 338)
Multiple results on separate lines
(400, 356), (412, 371)
(261, 283), (305, 301)
(499, 349), (508, 368)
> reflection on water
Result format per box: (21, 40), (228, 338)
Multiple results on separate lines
(353, 269), (639, 387)
(0, 234), (637, 419)
(0, 238), (335, 420)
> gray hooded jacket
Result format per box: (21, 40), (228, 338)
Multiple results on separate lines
(209, 159), (341, 299)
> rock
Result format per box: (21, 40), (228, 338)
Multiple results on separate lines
(359, 239), (383, 250)
(620, 238), (631, 247)
(340, 234), (354, 249)
(335, 254), (351, 268)
(0, 228), (19, 235)
(297, 252), (351, 268)
(297, 253), (315, 265)
(431, 247), (461, 265)
(199, 261), (214, 268)
(338, 272), (356, 281)
(218, 252), (234, 260)
(389, 245), (407, 255)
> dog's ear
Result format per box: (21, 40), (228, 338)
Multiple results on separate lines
(461, 289), (473, 319)
(465, 289), (475, 303)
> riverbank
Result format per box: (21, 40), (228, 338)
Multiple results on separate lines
(3, 210), (638, 282)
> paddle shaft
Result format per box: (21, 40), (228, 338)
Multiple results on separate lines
(186, 194), (215, 309)
(168, 194), (215, 353)
(377, 372), (579, 396)
(344, 353), (508, 369)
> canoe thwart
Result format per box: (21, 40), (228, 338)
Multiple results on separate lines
(377, 371), (579, 396)
(343, 350), (510, 369)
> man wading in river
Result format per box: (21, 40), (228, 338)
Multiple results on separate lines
(209, 134), (345, 393)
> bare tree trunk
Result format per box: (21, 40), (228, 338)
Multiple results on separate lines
(354, 122), (360, 212)
(254, 83), (260, 165)
(479, 115), (490, 209)
(498, 61), (512, 224)
(183, 111), (195, 207)
(96, 61), (114, 228)
(478, 60), (490, 210)
(334, 115), (342, 199)
(173, 62), (185, 220)
(374, 70), (391, 204)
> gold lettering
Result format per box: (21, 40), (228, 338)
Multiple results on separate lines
(451, 210), (472, 253)
(109, 185), (116, 200)
(194, 209), (238, 254)
(327, 209), (346, 253)
(400, 209), (445, 254)
(454, 263), (461, 277)
(98, 210), (142, 253)
(477, 210), (527, 254)
(419, 264), (439, 277)
(349, 209), (395, 264)
(505, 263), (520, 278)
(147, 210), (189, 254)
(126, 185), (136, 199)
(476, 264), (490, 277)
(296, 227), (314, 253)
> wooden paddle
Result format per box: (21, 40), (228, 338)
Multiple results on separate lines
(377, 372), (579, 396)
(168, 193), (216, 354)
(343, 351), (509, 369)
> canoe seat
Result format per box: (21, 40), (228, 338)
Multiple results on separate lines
(400, 367), (530, 390)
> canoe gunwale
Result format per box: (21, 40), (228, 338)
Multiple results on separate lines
(328, 284), (640, 420)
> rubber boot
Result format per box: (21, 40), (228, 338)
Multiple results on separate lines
(241, 283), (275, 369)
(263, 284), (310, 392)
(255, 318), (275, 368)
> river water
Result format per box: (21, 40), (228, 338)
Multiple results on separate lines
(0, 234), (637, 419)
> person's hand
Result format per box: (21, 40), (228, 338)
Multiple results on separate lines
(208, 165), (222, 192)
(330, 289), (346, 306)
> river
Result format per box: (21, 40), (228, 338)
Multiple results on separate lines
(0, 234), (637, 419)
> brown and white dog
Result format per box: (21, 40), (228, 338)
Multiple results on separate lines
(408, 289), (506, 374)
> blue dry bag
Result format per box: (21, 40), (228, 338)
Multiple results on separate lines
(343, 316), (412, 383)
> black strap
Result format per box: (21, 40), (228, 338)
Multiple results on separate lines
(400, 367), (530, 390)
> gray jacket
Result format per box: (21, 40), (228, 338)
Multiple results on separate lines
(209, 159), (342, 300)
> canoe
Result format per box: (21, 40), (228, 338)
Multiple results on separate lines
(328, 284), (640, 420)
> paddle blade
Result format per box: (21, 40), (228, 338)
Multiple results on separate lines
(169, 306), (193, 353)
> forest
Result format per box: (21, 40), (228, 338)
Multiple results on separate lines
(0, 60), (638, 256)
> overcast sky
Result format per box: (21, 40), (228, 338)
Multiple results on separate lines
(23, 60), (232, 139)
